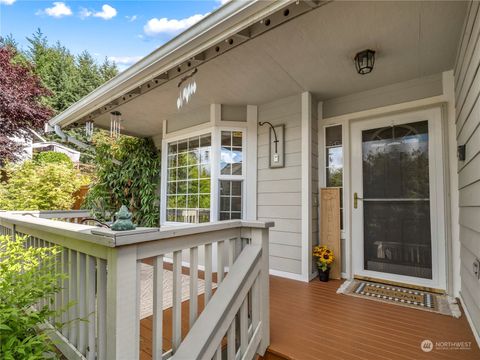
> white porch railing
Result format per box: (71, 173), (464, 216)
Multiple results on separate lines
(0, 211), (272, 360)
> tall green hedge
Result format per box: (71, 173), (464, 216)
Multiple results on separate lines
(84, 133), (160, 227)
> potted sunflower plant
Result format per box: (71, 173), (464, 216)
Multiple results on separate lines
(313, 245), (335, 282)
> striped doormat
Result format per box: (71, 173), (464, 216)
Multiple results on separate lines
(337, 279), (461, 318)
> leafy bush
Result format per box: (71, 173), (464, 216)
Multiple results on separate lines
(84, 133), (160, 227)
(0, 235), (64, 359)
(34, 151), (72, 165)
(0, 160), (82, 210)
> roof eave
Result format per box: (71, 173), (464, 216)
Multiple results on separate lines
(48, 0), (295, 129)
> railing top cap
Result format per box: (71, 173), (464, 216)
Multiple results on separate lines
(0, 213), (273, 247)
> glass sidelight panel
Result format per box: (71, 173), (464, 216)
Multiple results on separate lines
(361, 121), (432, 279)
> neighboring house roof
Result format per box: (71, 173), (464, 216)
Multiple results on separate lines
(48, 0), (299, 130)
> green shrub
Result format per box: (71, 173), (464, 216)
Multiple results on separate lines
(34, 151), (72, 165)
(0, 160), (82, 210)
(0, 235), (64, 359)
(84, 133), (160, 227)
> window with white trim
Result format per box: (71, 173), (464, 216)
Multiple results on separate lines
(163, 129), (246, 224)
(218, 130), (244, 220)
(325, 125), (344, 229)
(166, 134), (211, 223)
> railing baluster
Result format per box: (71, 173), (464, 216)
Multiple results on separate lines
(228, 238), (236, 268)
(172, 250), (182, 352)
(152, 255), (163, 360)
(215, 345), (222, 360)
(86, 255), (96, 360)
(62, 248), (69, 338)
(227, 319), (236, 359)
(55, 247), (62, 326)
(189, 246), (199, 328)
(69, 249), (78, 346)
(240, 297), (248, 356)
(217, 240), (225, 283)
(153, 255), (164, 360)
(77, 252), (87, 355)
(97, 258), (107, 360)
(251, 276), (260, 331)
(204, 243), (213, 304)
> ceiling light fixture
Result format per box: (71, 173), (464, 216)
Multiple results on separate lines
(354, 49), (375, 75)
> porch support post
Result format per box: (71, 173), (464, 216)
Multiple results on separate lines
(246, 105), (258, 220)
(106, 246), (140, 360)
(251, 227), (270, 355)
(301, 92), (313, 282)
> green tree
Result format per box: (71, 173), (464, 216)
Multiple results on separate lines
(0, 159), (82, 211)
(0, 235), (64, 359)
(84, 133), (160, 227)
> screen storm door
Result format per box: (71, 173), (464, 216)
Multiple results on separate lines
(351, 108), (447, 290)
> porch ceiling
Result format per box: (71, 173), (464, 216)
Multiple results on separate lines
(91, 1), (467, 138)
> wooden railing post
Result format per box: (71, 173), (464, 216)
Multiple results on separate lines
(106, 246), (140, 360)
(251, 227), (270, 355)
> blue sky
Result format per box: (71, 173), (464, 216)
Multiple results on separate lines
(0, 0), (229, 70)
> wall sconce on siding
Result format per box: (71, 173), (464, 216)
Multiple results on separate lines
(259, 122), (285, 168)
(458, 144), (466, 161)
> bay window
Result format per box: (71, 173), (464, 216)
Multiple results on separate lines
(163, 128), (246, 224)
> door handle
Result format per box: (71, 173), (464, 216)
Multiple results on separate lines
(354, 192), (363, 209)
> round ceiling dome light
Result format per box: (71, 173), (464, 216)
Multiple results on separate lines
(354, 49), (375, 75)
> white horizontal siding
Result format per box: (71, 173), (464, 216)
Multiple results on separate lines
(454, 0), (480, 340)
(258, 94), (302, 275)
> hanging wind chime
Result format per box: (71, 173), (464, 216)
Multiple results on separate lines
(85, 121), (94, 141)
(110, 111), (122, 139)
(177, 68), (198, 110)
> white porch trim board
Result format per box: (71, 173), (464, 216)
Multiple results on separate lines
(301, 92), (314, 282)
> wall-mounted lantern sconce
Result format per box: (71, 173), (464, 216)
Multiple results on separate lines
(259, 121), (285, 168)
(458, 144), (466, 161)
(354, 49), (375, 75)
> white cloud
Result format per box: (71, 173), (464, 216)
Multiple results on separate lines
(40, 2), (72, 18)
(108, 56), (142, 66)
(94, 4), (117, 20)
(0, 0), (16, 5)
(144, 13), (207, 37)
(80, 4), (117, 20)
(218, 0), (232, 5)
(126, 15), (137, 22)
(79, 7), (92, 19)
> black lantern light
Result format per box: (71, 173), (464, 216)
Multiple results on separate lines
(354, 49), (375, 75)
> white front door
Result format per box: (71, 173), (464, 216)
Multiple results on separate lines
(351, 107), (447, 290)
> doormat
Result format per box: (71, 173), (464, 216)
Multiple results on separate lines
(337, 279), (461, 318)
(139, 263), (217, 320)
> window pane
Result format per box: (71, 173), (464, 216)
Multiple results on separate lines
(221, 131), (231, 146)
(326, 125), (342, 146)
(178, 140), (188, 152)
(177, 181), (187, 194)
(220, 180), (231, 195)
(231, 197), (241, 212)
(324, 125), (343, 230)
(188, 137), (199, 150)
(199, 194), (210, 208)
(231, 181), (242, 196)
(232, 131), (242, 147)
(167, 134), (211, 223)
(219, 180), (242, 220)
(167, 209), (176, 222)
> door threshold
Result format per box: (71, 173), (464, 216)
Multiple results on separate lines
(353, 275), (446, 294)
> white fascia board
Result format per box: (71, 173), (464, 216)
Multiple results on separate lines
(49, 0), (295, 129)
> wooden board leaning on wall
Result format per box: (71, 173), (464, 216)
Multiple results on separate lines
(320, 188), (341, 279)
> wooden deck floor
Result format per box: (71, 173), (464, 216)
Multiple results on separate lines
(140, 275), (480, 359)
(267, 276), (480, 360)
